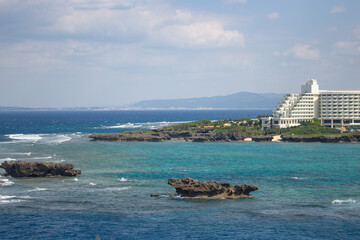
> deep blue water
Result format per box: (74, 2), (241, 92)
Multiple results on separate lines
(0, 110), (270, 135)
(1, 110), (360, 240)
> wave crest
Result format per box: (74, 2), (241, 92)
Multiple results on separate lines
(332, 199), (356, 205)
(99, 121), (189, 130)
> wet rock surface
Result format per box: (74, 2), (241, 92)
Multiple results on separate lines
(251, 136), (273, 142)
(281, 134), (360, 143)
(1, 161), (81, 178)
(168, 178), (258, 199)
(89, 130), (246, 142)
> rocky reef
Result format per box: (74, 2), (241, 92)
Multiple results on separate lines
(89, 132), (169, 142)
(168, 178), (258, 199)
(89, 129), (248, 142)
(1, 161), (81, 178)
(281, 134), (360, 143)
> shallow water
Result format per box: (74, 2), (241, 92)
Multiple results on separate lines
(0, 111), (359, 239)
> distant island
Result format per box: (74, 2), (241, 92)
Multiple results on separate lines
(128, 92), (284, 109)
(0, 92), (284, 111)
(90, 118), (360, 143)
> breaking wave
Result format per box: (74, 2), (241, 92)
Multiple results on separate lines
(103, 187), (130, 191)
(7, 134), (42, 142)
(0, 158), (16, 163)
(6, 134), (72, 145)
(0, 179), (14, 187)
(117, 178), (129, 182)
(332, 199), (356, 205)
(27, 187), (48, 192)
(99, 121), (189, 130)
(0, 195), (28, 204)
(290, 177), (307, 180)
(11, 152), (32, 156)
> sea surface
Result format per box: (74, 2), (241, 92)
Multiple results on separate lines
(0, 110), (360, 240)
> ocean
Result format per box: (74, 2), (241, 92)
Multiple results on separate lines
(0, 110), (360, 240)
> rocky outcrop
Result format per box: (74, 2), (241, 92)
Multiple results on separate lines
(1, 161), (81, 178)
(89, 132), (170, 142)
(281, 134), (360, 143)
(168, 178), (258, 199)
(251, 136), (273, 142)
(89, 131), (246, 142)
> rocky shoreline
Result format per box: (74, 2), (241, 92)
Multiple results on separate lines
(89, 131), (360, 143)
(89, 129), (266, 142)
(280, 134), (360, 143)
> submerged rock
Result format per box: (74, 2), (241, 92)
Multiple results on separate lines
(168, 178), (258, 199)
(0, 161), (81, 178)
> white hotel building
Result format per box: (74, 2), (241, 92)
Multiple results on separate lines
(261, 79), (360, 130)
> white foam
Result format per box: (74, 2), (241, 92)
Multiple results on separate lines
(0, 195), (26, 204)
(179, 170), (188, 172)
(99, 121), (189, 130)
(6, 134), (72, 145)
(0, 157), (16, 162)
(117, 177), (129, 182)
(332, 199), (356, 205)
(0, 195), (16, 200)
(11, 152), (31, 156)
(20, 196), (32, 199)
(31, 156), (53, 160)
(27, 187), (47, 192)
(72, 178), (79, 182)
(0, 199), (24, 204)
(39, 135), (72, 145)
(89, 182), (97, 186)
(0, 179), (14, 186)
(7, 134), (42, 142)
(290, 177), (306, 180)
(104, 187), (130, 191)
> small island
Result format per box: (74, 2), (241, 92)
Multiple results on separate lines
(89, 117), (360, 143)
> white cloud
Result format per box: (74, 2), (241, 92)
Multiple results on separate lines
(332, 26), (360, 55)
(266, 12), (280, 20)
(156, 21), (245, 48)
(334, 41), (360, 55)
(284, 44), (320, 60)
(273, 51), (280, 56)
(223, 0), (247, 3)
(329, 5), (345, 14)
(47, 2), (245, 49)
(70, 0), (135, 10)
(174, 10), (193, 22)
(353, 26), (360, 39)
(328, 26), (337, 32)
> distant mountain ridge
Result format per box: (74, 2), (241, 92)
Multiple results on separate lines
(0, 92), (284, 110)
(130, 92), (284, 109)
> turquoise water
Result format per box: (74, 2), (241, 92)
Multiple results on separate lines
(0, 111), (360, 239)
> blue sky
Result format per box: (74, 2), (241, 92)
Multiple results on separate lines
(0, 0), (359, 107)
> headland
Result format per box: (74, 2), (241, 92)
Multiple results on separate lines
(89, 118), (360, 143)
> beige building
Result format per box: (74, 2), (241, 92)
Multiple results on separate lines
(262, 79), (360, 130)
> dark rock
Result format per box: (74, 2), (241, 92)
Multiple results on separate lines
(168, 178), (258, 199)
(167, 131), (193, 138)
(150, 194), (161, 197)
(89, 133), (170, 142)
(281, 134), (360, 143)
(192, 137), (209, 142)
(251, 136), (273, 142)
(0, 161), (81, 178)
